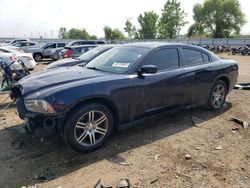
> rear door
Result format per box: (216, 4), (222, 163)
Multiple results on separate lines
(133, 47), (187, 119)
(181, 47), (218, 105)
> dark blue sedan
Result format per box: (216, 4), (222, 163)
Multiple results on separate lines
(12, 42), (238, 152)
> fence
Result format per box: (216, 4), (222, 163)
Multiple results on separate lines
(0, 37), (250, 45)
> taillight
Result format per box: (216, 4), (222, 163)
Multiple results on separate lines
(64, 50), (72, 58)
(10, 56), (17, 61)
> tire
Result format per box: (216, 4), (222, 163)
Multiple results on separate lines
(206, 80), (227, 110)
(33, 53), (43, 62)
(64, 103), (114, 152)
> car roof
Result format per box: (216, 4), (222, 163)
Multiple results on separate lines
(65, 45), (99, 49)
(122, 42), (205, 49)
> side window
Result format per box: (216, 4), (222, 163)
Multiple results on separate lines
(97, 41), (105, 44)
(202, 53), (210, 63)
(87, 41), (96, 44)
(58, 43), (66, 47)
(21, 43), (29, 46)
(79, 42), (86, 45)
(143, 48), (179, 71)
(182, 48), (204, 66)
(44, 44), (56, 49)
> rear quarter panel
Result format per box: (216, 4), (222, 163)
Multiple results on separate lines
(215, 59), (238, 93)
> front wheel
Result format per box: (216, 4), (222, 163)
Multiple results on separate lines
(33, 53), (43, 62)
(64, 103), (114, 152)
(207, 80), (227, 110)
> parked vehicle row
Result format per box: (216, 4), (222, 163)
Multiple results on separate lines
(11, 42), (238, 153)
(0, 39), (107, 62)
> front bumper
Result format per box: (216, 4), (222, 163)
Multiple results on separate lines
(16, 96), (58, 137)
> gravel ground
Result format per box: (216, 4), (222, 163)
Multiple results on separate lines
(0, 55), (249, 188)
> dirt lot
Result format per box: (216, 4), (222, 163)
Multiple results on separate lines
(0, 55), (249, 188)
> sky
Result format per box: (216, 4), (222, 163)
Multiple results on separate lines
(0, 0), (249, 38)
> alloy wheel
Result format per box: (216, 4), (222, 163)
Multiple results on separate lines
(211, 84), (226, 109)
(74, 110), (109, 146)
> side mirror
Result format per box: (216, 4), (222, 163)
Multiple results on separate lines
(138, 65), (157, 76)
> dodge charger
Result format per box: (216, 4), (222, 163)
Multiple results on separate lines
(11, 42), (238, 152)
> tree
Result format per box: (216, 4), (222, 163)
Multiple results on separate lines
(104, 26), (126, 40)
(189, 0), (246, 38)
(187, 23), (204, 38)
(137, 11), (158, 39)
(58, 27), (68, 39)
(68, 28), (91, 39)
(158, 0), (187, 39)
(124, 20), (137, 39)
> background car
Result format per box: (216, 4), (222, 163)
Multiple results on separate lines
(0, 38), (30, 46)
(65, 40), (106, 47)
(59, 45), (98, 59)
(25, 42), (68, 62)
(0, 53), (22, 70)
(45, 45), (115, 70)
(0, 47), (36, 70)
(12, 41), (39, 51)
(49, 40), (106, 61)
(46, 43), (68, 61)
(13, 42), (238, 152)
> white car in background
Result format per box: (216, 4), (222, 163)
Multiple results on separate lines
(0, 53), (23, 70)
(0, 46), (36, 70)
(0, 38), (30, 46)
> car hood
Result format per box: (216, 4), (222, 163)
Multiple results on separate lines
(18, 66), (109, 97)
(45, 58), (80, 70)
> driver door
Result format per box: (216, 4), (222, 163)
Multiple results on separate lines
(132, 47), (187, 119)
(44, 43), (56, 57)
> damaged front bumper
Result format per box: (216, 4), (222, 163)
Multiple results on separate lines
(13, 88), (59, 137)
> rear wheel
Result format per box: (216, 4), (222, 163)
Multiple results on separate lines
(207, 80), (227, 110)
(64, 103), (114, 152)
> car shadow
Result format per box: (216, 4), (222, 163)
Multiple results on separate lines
(0, 102), (232, 187)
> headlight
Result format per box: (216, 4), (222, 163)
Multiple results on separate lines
(24, 100), (56, 114)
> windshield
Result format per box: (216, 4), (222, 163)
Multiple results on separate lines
(39, 43), (48, 48)
(86, 47), (149, 74)
(78, 47), (111, 61)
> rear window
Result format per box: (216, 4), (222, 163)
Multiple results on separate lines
(182, 48), (208, 66)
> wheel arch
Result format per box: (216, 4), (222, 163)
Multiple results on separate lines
(33, 52), (43, 57)
(60, 97), (120, 136)
(217, 76), (230, 92)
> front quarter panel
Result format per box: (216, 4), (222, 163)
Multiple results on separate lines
(51, 74), (136, 124)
